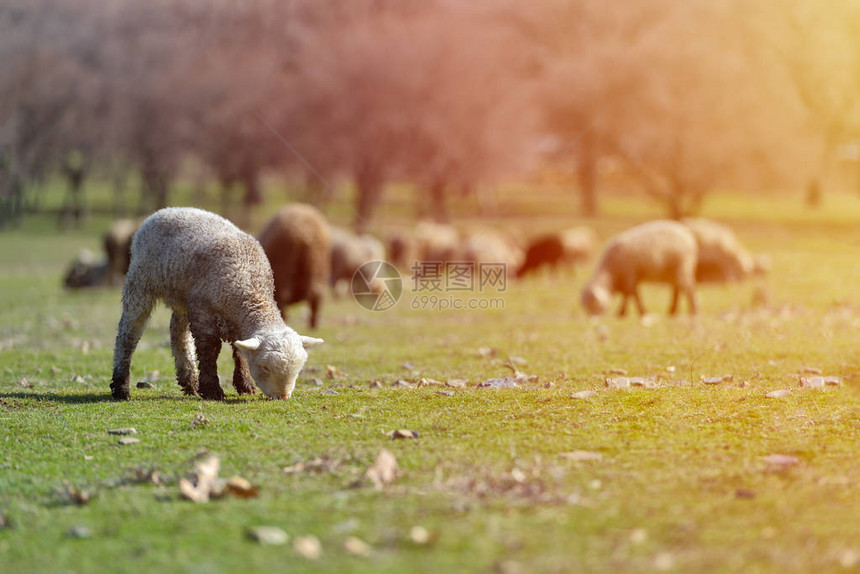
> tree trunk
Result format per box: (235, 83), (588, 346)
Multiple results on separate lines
(59, 164), (87, 228)
(429, 179), (449, 223)
(577, 130), (598, 217)
(141, 166), (170, 213)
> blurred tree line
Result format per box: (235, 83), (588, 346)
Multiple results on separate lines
(0, 0), (853, 230)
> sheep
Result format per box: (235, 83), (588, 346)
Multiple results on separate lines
(517, 227), (596, 278)
(580, 220), (698, 317)
(413, 220), (460, 263)
(63, 249), (109, 288)
(110, 207), (324, 401)
(103, 218), (141, 286)
(329, 227), (385, 295)
(386, 229), (417, 271)
(461, 230), (524, 278)
(257, 204), (330, 329)
(681, 218), (768, 283)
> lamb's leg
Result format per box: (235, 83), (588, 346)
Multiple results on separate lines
(191, 324), (225, 401)
(617, 295), (628, 317)
(110, 284), (155, 400)
(669, 287), (680, 315)
(685, 286), (698, 315)
(170, 311), (198, 395)
(308, 292), (321, 329)
(632, 291), (646, 316)
(231, 344), (256, 395)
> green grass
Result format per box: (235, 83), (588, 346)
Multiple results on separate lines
(1, 189), (859, 573)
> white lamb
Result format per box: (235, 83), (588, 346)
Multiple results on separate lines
(110, 207), (323, 401)
(581, 220), (698, 316)
(681, 218), (768, 283)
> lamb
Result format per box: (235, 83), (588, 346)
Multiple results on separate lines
(386, 229), (417, 271)
(517, 227), (596, 278)
(63, 218), (140, 289)
(329, 227), (385, 294)
(461, 230), (524, 278)
(681, 218), (768, 283)
(64, 249), (109, 288)
(110, 207), (324, 401)
(580, 220), (698, 316)
(413, 220), (460, 263)
(257, 204), (330, 329)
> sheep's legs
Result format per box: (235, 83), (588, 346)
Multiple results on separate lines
(308, 292), (321, 329)
(191, 325), (225, 401)
(110, 285), (155, 400)
(632, 292), (646, 316)
(669, 288), (680, 315)
(231, 344), (256, 395)
(170, 311), (199, 395)
(669, 286), (697, 315)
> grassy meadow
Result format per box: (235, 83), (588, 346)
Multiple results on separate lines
(1, 185), (859, 573)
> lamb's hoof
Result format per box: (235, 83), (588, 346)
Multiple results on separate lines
(199, 387), (225, 401)
(110, 385), (130, 401)
(233, 379), (257, 395)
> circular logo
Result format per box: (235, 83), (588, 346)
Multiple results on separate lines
(351, 260), (403, 311)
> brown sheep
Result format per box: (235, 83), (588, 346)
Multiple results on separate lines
(258, 204), (331, 329)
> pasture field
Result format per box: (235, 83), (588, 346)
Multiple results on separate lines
(1, 190), (859, 573)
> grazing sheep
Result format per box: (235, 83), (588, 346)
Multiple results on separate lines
(258, 204), (331, 329)
(103, 218), (141, 286)
(110, 207), (324, 401)
(386, 229), (417, 271)
(517, 227), (596, 278)
(681, 218), (768, 283)
(63, 249), (109, 288)
(329, 227), (385, 294)
(581, 220), (698, 316)
(413, 220), (460, 263)
(461, 230), (524, 278)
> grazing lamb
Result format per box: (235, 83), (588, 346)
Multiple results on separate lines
(329, 227), (385, 294)
(103, 218), (141, 286)
(461, 230), (524, 278)
(681, 218), (768, 283)
(258, 204), (330, 329)
(413, 220), (460, 263)
(386, 229), (417, 271)
(517, 227), (596, 278)
(64, 249), (109, 288)
(581, 220), (698, 316)
(110, 207), (324, 401)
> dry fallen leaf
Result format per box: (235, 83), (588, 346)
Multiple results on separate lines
(294, 535), (322, 560)
(344, 536), (372, 557)
(762, 454), (800, 472)
(416, 378), (443, 387)
(559, 450), (603, 462)
(477, 378), (519, 389)
(389, 429), (419, 440)
(180, 454), (221, 503)
(410, 526), (430, 544)
(765, 390), (791, 399)
(605, 377), (630, 389)
(477, 346), (498, 358)
(801, 367), (822, 375)
(107, 428), (138, 436)
(117, 437), (140, 446)
(609, 368), (628, 376)
(326, 365), (345, 379)
(247, 526), (289, 545)
(225, 476), (259, 499)
(56, 483), (92, 505)
(570, 390), (596, 399)
(283, 457), (340, 475)
(366, 449), (399, 490)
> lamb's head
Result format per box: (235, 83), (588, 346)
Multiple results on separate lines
(234, 328), (324, 399)
(581, 283), (611, 316)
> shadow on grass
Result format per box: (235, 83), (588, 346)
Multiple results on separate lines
(0, 391), (263, 405)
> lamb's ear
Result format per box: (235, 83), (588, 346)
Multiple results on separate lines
(300, 336), (324, 349)
(234, 337), (262, 352)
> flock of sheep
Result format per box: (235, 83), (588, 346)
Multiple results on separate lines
(61, 205), (767, 400)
